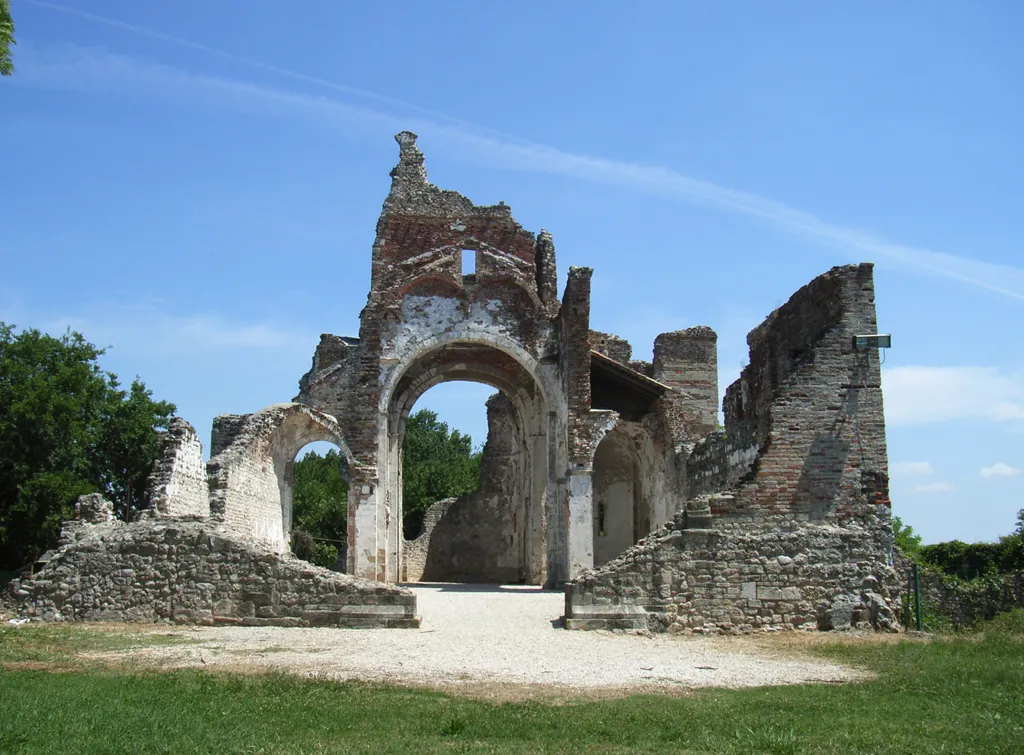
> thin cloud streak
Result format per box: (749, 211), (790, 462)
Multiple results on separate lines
(913, 482), (953, 494)
(22, 0), (529, 146)
(10, 38), (1024, 301)
(884, 366), (1024, 426)
(891, 461), (935, 477)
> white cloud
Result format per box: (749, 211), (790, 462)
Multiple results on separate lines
(980, 462), (1022, 478)
(884, 366), (1024, 426)
(891, 461), (935, 477)
(913, 482), (953, 493)
(13, 306), (314, 357)
(11, 39), (1024, 302)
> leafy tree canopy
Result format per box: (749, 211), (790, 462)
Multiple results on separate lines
(0, 323), (175, 569)
(1, 0), (14, 76)
(898, 509), (1024, 580)
(291, 448), (348, 569)
(892, 515), (923, 558)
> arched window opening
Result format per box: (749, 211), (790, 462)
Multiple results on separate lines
(286, 440), (349, 572)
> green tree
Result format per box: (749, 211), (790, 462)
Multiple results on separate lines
(0, 323), (175, 569)
(401, 409), (481, 539)
(291, 448), (348, 568)
(1, 0), (14, 76)
(892, 515), (923, 558)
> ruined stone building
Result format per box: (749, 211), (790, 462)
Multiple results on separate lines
(11, 132), (898, 632)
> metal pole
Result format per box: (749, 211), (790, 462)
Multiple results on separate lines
(912, 562), (922, 631)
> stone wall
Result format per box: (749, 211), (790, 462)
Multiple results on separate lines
(9, 505), (418, 628)
(207, 403), (349, 550)
(589, 330), (632, 364)
(294, 334), (362, 421)
(565, 519), (898, 633)
(145, 417), (208, 518)
(895, 551), (1024, 628)
(565, 264), (898, 632)
(652, 327), (719, 448)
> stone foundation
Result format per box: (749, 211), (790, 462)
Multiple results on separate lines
(10, 511), (418, 628)
(565, 518), (898, 633)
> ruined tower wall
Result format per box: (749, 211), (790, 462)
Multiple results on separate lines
(702, 262), (889, 527)
(652, 327), (720, 448)
(145, 417), (208, 518)
(564, 264), (897, 633)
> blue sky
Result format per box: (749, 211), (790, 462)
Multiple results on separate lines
(2, 1), (1022, 544)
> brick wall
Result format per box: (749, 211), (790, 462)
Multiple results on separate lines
(565, 264), (898, 632)
(652, 327), (719, 447)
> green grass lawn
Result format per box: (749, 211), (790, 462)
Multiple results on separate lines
(1, 616), (1022, 754)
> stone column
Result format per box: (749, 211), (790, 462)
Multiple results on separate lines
(566, 470), (595, 580)
(348, 469), (381, 581)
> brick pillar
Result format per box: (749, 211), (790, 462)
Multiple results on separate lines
(653, 326), (719, 444)
(535, 230), (559, 315)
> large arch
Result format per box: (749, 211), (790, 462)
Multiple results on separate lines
(365, 337), (557, 586)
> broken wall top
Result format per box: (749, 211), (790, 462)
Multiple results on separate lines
(369, 132), (558, 313)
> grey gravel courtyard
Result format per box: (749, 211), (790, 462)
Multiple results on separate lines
(118, 583), (868, 698)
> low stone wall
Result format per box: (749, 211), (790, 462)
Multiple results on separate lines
(402, 498), (454, 582)
(565, 517), (898, 633)
(895, 552), (1024, 628)
(9, 515), (418, 628)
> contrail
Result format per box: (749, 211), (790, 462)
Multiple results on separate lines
(19, 1), (1024, 301)
(21, 0), (532, 146)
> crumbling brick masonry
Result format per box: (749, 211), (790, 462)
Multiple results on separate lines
(11, 132), (898, 633)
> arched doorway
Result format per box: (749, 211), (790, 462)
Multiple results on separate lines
(591, 426), (654, 567)
(381, 339), (555, 586)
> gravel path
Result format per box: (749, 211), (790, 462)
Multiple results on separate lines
(126, 584), (866, 698)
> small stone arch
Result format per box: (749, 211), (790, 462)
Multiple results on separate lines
(591, 422), (662, 567)
(207, 403), (353, 551)
(399, 274), (467, 303)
